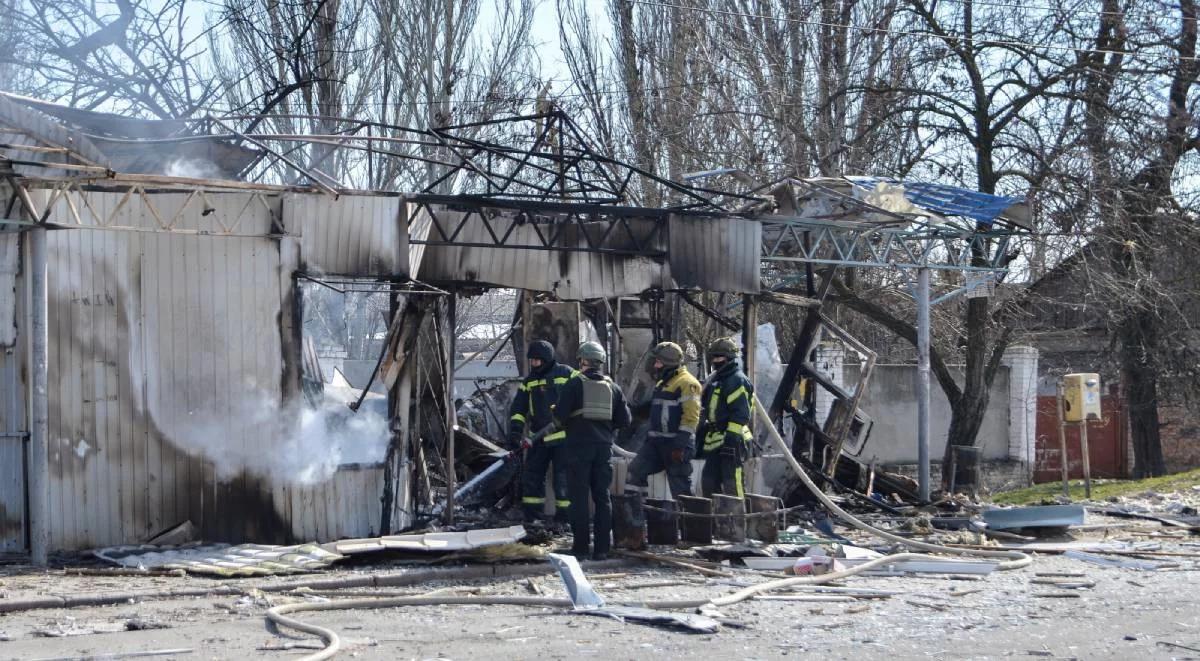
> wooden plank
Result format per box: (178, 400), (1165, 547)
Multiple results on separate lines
(797, 362), (852, 400)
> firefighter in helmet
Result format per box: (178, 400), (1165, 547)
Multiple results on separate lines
(698, 337), (755, 497)
(507, 340), (577, 524)
(624, 341), (702, 499)
(553, 341), (631, 560)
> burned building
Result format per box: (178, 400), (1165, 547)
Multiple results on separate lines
(0, 95), (1030, 563)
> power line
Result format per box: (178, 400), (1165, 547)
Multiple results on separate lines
(915, 0), (1159, 21)
(632, 0), (1200, 63)
(198, 77), (731, 112)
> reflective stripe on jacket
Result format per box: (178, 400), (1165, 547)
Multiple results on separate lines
(648, 366), (702, 439)
(700, 362), (754, 449)
(508, 362), (578, 444)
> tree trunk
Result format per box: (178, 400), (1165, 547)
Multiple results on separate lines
(1121, 309), (1167, 478)
(942, 388), (989, 487)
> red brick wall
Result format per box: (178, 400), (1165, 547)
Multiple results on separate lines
(1160, 404), (1200, 474)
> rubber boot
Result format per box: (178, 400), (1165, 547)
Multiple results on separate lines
(610, 493), (646, 550)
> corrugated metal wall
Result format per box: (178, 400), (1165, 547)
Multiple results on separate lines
(414, 206), (665, 298)
(0, 234), (17, 346)
(276, 466), (385, 541)
(0, 248), (25, 551)
(667, 215), (761, 294)
(6, 187), (400, 550)
(284, 193), (405, 276)
(35, 190), (294, 548)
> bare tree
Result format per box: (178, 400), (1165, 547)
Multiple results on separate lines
(1069, 0), (1200, 476)
(209, 0), (539, 190)
(10, 0), (220, 118)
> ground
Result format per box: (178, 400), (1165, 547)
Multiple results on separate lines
(994, 468), (1200, 505)
(2, 510), (1199, 661)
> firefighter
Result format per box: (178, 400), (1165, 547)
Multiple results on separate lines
(507, 340), (577, 524)
(698, 337), (755, 498)
(553, 341), (631, 560)
(625, 341), (701, 499)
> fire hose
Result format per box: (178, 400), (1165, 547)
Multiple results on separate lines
(266, 393), (1031, 660)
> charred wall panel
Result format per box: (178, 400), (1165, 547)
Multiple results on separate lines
(413, 205), (665, 298)
(37, 190), (302, 549)
(667, 215), (760, 293)
(0, 242), (25, 551)
(284, 193), (405, 276)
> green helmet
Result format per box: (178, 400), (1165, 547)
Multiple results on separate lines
(707, 337), (739, 361)
(578, 341), (608, 364)
(650, 341), (684, 369)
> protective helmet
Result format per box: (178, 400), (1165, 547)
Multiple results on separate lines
(527, 340), (555, 363)
(707, 337), (739, 361)
(578, 341), (608, 364)
(650, 341), (684, 369)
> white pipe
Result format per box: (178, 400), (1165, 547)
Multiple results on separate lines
(752, 392), (1031, 570)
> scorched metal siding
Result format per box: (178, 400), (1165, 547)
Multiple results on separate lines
(284, 193), (405, 276)
(412, 205), (666, 298)
(667, 215), (761, 294)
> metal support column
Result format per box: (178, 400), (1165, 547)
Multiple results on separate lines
(741, 295), (757, 382)
(27, 226), (48, 565)
(915, 266), (931, 503)
(443, 291), (458, 525)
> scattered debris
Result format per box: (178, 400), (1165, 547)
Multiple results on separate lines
(1062, 550), (1166, 571)
(144, 520), (198, 546)
(754, 594), (858, 602)
(1158, 641), (1200, 653)
(982, 505), (1085, 531)
(837, 558), (999, 575)
(547, 554), (720, 633)
(615, 550), (733, 578)
(29, 650), (195, 661)
(94, 543), (343, 577)
(256, 641), (325, 651)
(904, 598), (949, 611)
(124, 617), (170, 631)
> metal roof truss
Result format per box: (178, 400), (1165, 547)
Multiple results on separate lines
(760, 216), (1017, 272)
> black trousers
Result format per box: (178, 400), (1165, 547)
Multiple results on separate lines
(701, 440), (747, 498)
(626, 434), (695, 498)
(520, 442), (570, 520)
(565, 443), (614, 556)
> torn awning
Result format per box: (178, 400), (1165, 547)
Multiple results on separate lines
(843, 176), (1031, 229)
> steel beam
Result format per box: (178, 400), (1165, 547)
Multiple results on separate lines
(916, 266), (931, 502)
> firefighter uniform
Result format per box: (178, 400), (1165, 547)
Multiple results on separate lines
(699, 339), (755, 498)
(554, 342), (631, 560)
(626, 343), (701, 498)
(508, 340), (577, 522)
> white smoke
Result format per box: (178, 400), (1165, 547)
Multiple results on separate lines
(164, 158), (224, 180)
(163, 386), (390, 486)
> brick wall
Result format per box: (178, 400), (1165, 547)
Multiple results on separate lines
(1160, 403), (1200, 474)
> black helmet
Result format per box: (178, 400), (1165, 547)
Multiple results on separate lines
(527, 340), (555, 363)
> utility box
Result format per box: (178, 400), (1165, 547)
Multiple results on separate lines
(1062, 373), (1102, 422)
